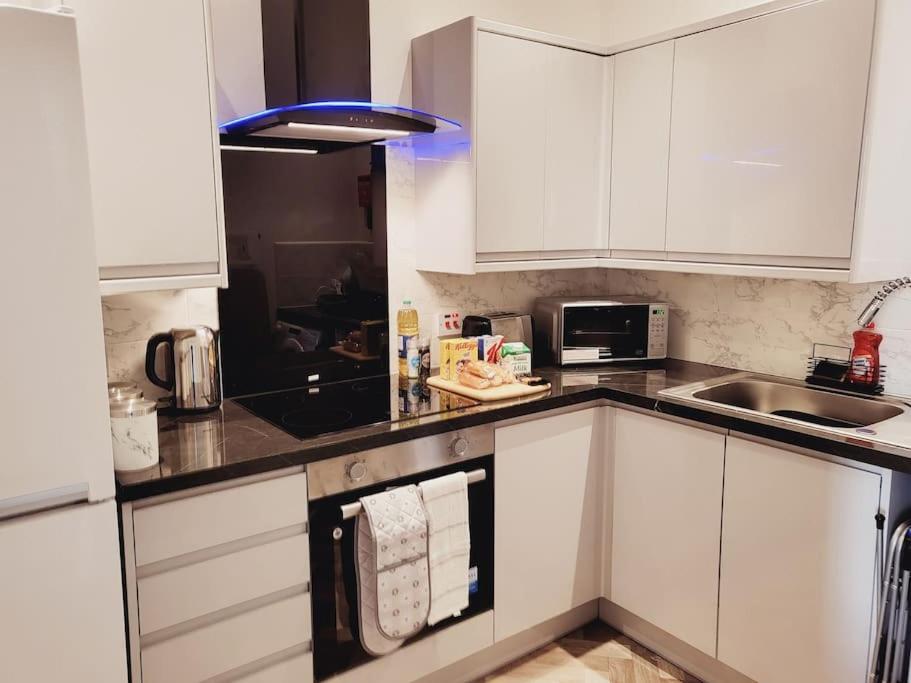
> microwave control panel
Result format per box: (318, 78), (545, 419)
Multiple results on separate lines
(647, 305), (669, 358)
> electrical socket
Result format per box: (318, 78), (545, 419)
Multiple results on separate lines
(436, 310), (465, 337)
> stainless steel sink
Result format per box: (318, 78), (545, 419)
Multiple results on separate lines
(691, 379), (903, 429)
(659, 372), (909, 442)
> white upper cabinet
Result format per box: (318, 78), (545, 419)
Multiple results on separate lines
(543, 48), (609, 252)
(665, 0), (874, 262)
(414, 20), (609, 272)
(69, 0), (226, 293)
(609, 41), (674, 253)
(413, 2), (909, 281)
(476, 32), (548, 255)
(476, 31), (608, 257)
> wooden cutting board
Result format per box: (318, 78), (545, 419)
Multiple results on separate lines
(427, 375), (551, 402)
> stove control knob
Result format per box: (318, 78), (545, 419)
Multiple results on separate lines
(450, 436), (469, 458)
(346, 461), (367, 483)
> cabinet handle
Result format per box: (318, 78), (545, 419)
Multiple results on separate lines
(0, 482), (90, 522)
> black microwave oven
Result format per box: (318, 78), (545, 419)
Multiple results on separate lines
(533, 296), (669, 365)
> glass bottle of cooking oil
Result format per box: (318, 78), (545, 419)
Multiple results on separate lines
(396, 299), (419, 376)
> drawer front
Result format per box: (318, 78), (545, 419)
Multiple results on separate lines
(230, 651), (313, 683)
(138, 533), (310, 634)
(141, 592), (311, 683)
(134, 472), (308, 566)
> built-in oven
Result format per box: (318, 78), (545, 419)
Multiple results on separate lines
(534, 296), (669, 365)
(306, 426), (495, 681)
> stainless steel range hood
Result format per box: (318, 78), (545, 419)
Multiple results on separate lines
(214, 0), (460, 154)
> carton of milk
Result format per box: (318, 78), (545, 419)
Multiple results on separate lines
(500, 342), (531, 376)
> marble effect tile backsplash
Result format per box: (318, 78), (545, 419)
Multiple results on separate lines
(608, 270), (911, 396)
(102, 288), (220, 400)
(412, 269), (605, 366)
(99, 275), (911, 400)
(98, 148), (911, 399)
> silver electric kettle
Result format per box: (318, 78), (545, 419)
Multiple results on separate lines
(145, 326), (221, 412)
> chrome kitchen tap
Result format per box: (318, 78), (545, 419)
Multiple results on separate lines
(857, 277), (911, 327)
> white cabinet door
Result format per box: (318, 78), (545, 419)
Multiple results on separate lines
(665, 0), (873, 259)
(1, 5), (114, 503)
(609, 41), (674, 253)
(609, 410), (724, 656)
(543, 49), (609, 252)
(476, 32), (548, 255)
(70, 0), (224, 282)
(495, 408), (603, 641)
(0, 502), (127, 682)
(718, 437), (880, 683)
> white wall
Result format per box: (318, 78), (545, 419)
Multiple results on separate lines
(600, 0), (769, 45)
(370, 0), (605, 105)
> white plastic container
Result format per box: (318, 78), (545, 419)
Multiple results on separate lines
(108, 380), (142, 402)
(110, 398), (159, 471)
(406, 336), (420, 378)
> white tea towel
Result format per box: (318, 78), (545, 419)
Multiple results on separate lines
(355, 485), (430, 656)
(419, 471), (471, 626)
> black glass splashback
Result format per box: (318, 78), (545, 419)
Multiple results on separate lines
(218, 145), (389, 397)
(217, 0), (389, 397)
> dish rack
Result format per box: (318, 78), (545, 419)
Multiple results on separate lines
(805, 343), (886, 396)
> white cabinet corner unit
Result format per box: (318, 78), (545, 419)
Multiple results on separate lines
(71, 0), (228, 295)
(491, 404), (895, 683)
(411, 0), (911, 283)
(604, 408), (889, 683)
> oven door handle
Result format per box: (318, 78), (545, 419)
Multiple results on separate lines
(339, 468), (486, 520)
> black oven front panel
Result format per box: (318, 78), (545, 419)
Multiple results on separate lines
(308, 456), (494, 681)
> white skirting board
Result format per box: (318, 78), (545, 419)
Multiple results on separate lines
(325, 603), (597, 683)
(324, 612), (493, 683)
(327, 598), (756, 683)
(598, 599), (755, 683)
(416, 602), (598, 683)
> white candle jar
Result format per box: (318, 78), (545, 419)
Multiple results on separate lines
(110, 398), (159, 471)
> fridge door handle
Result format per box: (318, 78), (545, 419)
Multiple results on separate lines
(0, 483), (90, 522)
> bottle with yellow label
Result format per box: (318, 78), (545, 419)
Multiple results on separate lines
(396, 299), (419, 376)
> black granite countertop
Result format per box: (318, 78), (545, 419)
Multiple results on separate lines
(116, 359), (911, 501)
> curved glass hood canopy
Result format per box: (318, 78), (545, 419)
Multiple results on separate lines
(219, 101), (462, 155)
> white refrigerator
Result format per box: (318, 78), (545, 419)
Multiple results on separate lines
(0, 6), (128, 681)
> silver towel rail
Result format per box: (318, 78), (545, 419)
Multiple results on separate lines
(340, 468), (487, 520)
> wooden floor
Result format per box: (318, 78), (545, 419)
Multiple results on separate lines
(480, 621), (703, 683)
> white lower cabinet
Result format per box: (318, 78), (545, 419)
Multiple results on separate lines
(141, 592), (311, 683)
(717, 437), (881, 683)
(494, 408), (604, 641)
(609, 410), (725, 656)
(123, 470), (313, 683)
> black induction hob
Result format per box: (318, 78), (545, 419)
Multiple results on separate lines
(235, 375), (480, 440)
